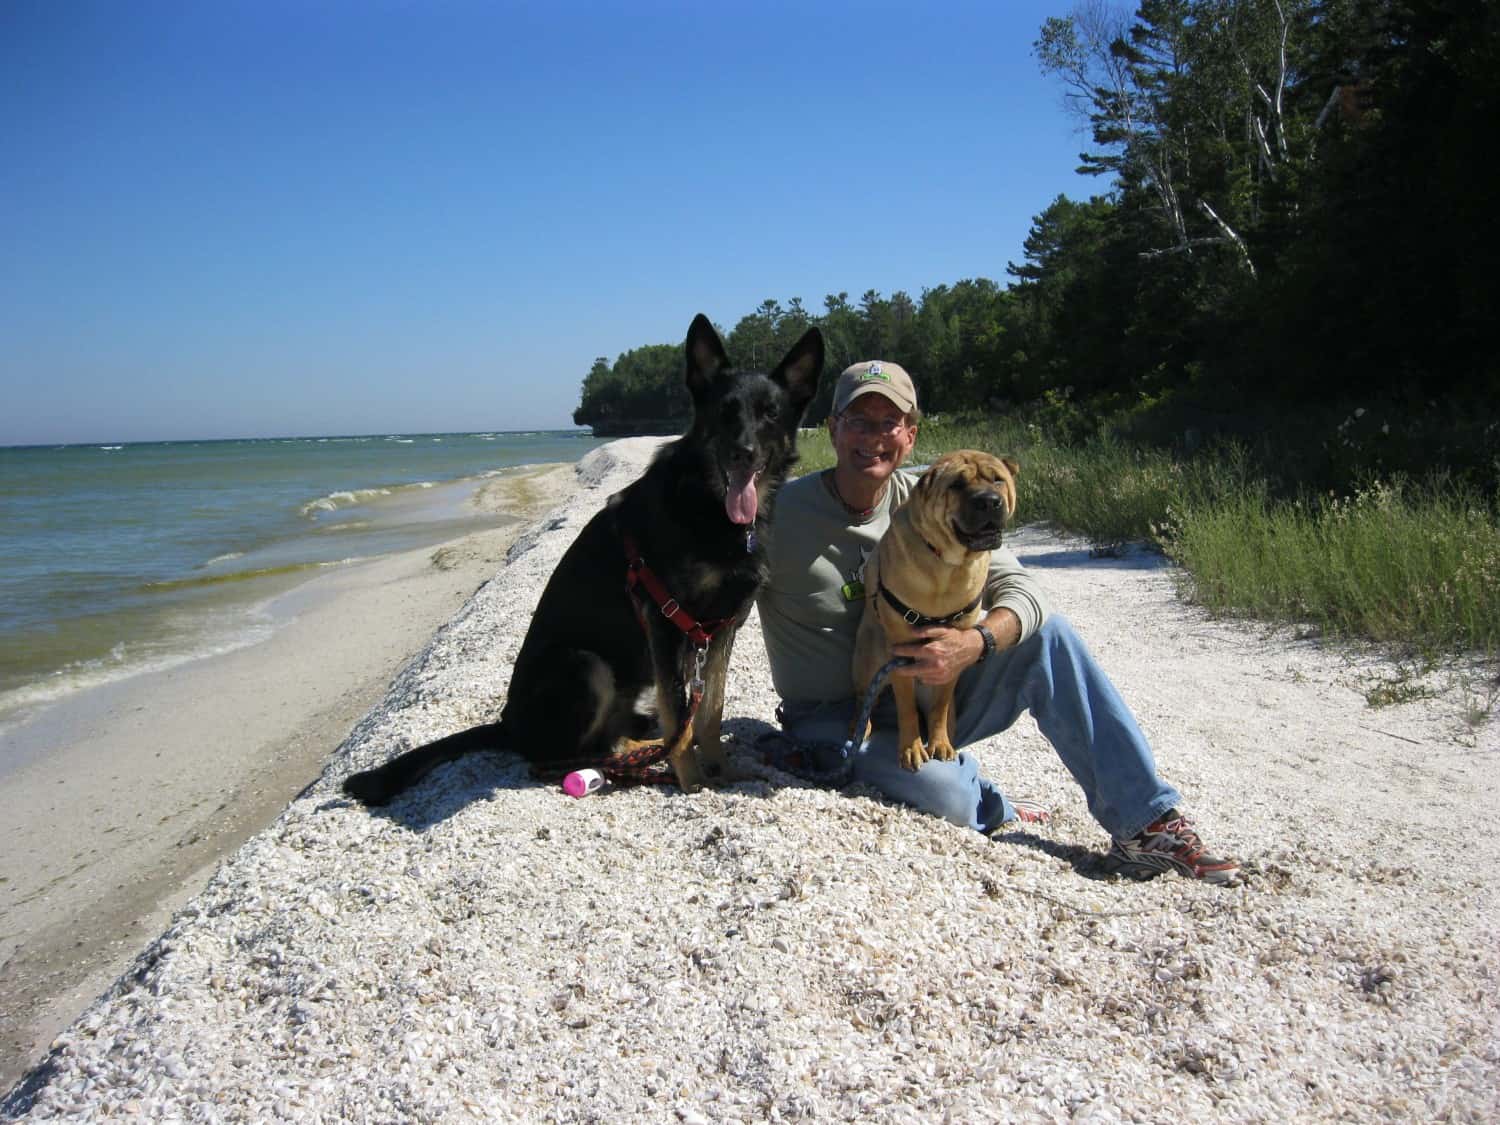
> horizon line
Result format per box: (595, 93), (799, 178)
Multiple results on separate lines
(0, 426), (595, 451)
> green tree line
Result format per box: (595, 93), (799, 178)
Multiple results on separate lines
(575, 0), (1497, 488)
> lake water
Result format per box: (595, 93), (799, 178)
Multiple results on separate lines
(0, 430), (601, 728)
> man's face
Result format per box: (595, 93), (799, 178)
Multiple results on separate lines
(829, 393), (917, 485)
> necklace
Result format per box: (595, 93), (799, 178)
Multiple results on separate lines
(823, 470), (883, 522)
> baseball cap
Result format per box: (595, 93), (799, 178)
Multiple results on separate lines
(832, 360), (918, 415)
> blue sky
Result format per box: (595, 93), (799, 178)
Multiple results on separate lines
(1, 1), (1094, 445)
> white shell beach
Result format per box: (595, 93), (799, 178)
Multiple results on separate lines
(4, 437), (1496, 1122)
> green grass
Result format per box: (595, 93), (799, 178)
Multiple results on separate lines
(1160, 476), (1500, 653)
(793, 416), (1500, 656)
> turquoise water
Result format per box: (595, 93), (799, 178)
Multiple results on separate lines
(0, 430), (600, 724)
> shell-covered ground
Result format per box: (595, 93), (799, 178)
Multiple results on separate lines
(6, 439), (1496, 1123)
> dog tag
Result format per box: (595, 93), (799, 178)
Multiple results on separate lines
(840, 579), (865, 602)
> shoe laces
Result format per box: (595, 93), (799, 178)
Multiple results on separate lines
(1144, 814), (1205, 859)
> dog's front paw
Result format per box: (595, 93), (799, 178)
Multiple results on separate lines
(697, 740), (734, 786)
(670, 752), (707, 794)
(928, 738), (958, 763)
(899, 740), (930, 772)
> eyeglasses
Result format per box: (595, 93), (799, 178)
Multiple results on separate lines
(837, 413), (908, 437)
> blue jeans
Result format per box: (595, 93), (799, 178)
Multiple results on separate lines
(777, 616), (1181, 840)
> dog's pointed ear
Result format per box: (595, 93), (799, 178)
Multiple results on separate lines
(770, 327), (824, 416)
(685, 314), (730, 396)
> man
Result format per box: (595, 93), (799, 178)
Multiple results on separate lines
(757, 360), (1240, 884)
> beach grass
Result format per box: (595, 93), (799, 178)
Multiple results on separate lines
(794, 416), (1500, 656)
(1160, 475), (1500, 654)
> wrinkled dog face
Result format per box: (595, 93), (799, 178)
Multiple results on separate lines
(912, 451), (1019, 552)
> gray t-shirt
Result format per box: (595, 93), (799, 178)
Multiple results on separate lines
(758, 469), (1049, 704)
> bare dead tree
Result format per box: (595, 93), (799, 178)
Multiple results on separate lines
(1037, 0), (1307, 281)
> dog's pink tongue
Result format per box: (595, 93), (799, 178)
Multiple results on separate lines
(725, 469), (760, 525)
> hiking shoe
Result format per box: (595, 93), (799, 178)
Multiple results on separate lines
(1106, 811), (1241, 885)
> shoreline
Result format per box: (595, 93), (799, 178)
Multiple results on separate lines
(0, 462), (581, 1091)
(0, 459), (577, 742)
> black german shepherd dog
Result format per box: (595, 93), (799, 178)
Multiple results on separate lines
(342, 315), (822, 805)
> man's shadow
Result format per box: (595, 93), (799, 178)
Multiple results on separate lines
(724, 717), (1118, 881)
(986, 826), (1115, 880)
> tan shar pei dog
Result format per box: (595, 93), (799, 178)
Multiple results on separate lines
(852, 450), (1019, 771)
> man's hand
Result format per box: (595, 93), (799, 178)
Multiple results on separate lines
(889, 609), (1022, 685)
(890, 626), (983, 685)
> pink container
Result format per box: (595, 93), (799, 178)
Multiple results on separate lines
(562, 769), (605, 798)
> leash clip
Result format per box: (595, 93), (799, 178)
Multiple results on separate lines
(690, 645), (708, 694)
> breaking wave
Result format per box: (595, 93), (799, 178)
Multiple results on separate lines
(298, 488), (394, 517)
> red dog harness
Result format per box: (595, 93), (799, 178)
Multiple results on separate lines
(622, 534), (732, 648)
(621, 532), (739, 764)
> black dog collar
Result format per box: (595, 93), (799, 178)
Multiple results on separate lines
(878, 581), (984, 628)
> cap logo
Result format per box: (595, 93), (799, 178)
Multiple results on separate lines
(860, 362), (890, 383)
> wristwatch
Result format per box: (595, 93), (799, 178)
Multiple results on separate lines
(973, 623), (997, 662)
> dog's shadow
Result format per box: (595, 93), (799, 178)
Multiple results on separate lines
(324, 720), (795, 832)
(319, 753), (553, 832)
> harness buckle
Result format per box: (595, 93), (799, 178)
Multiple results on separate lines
(902, 608), (923, 625)
(660, 598), (680, 619)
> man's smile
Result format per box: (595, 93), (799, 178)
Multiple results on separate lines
(849, 441), (898, 469)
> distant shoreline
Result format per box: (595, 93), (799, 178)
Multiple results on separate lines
(583, 418), (682, 437)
